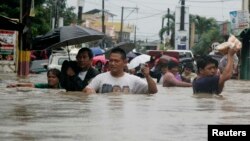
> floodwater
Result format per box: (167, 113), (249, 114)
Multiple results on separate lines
(0, 73), (250, 141)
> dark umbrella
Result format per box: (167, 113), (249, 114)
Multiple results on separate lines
(32, 25), (105, 50)
(179, 57), (193, 63)
(126, 51), (141, 62)
(105, 42), (135, 58)
(0, 15), (25, 32)
(32, 28), (60, 50)
(126, 51), (137, 58)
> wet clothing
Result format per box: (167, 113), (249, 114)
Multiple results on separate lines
(63, 75), (84, 91)
(34, 83), (62, 89)
(192, 76), (220, 94)
(61, 64), (99, 91)
(86, 72), (148, 94)
(78, 67), (99, 89)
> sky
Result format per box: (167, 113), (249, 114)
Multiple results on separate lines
(66, 0), (242, 41)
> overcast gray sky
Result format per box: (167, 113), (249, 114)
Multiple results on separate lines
(67, 0), (242, 41)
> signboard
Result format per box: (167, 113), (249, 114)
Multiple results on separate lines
(0, 29), (17, 62)
(175, 30), (188, 50)
(175, 6), (190, 50)
(230, 10), (249, 34)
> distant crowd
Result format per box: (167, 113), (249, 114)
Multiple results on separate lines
(7, 42), (240, 95)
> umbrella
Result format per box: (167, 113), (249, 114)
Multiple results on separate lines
(157, 55), (178, 65)
(105, 42), (135, 58)
(127, 54), (151, 69)
(32, 28), (60, 50)
(126, 51), (137, 58)
(32, 25), (105, 50)
(126, 51), (141, 62)
(179, 57), (193, 63)
(0, 15), (25, 32)
(90, 47), (105, 56)
(92, 55), (107, 66)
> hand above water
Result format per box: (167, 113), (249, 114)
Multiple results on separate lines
(140, 64), (150, 78)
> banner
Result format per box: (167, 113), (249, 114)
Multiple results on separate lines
(175, 6), (190, 50)
(230, 10), (249, 35)
(0, 29), (17, 62)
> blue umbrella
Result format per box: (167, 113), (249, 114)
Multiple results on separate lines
(90, 47), (105, 56)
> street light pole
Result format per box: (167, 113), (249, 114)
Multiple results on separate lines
(180, 0), (185, 30)
(102, 0), (105, 33)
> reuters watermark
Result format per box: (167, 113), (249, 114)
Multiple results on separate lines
(208, 125), (250, 141)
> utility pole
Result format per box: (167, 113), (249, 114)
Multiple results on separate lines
(180, 0), (185, 30)
(19, 0), (23, 76)
(102, 0), (105, 33)
(78, 0), (84, 24)
(119, 6), (138, 42)
(134, 25), (136, 45)
(119, 6), (124, 42)
(167, 8), (170, 35)
(51, 0), (58, 29)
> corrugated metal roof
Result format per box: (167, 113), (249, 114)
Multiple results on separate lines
(83, 9), (116, 17)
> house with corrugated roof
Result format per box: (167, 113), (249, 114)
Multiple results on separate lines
(81, 9), (134, 42)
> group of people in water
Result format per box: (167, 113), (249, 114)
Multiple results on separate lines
(7, 42), (240, 95)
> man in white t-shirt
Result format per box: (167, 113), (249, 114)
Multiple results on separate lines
(83, 47), (158, 94)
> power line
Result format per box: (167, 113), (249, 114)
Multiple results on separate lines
(125, 0), (164, 12)
(111, 10), (168, 21)
(125, 10), (168, 21)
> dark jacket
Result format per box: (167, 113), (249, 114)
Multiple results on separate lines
(61, 60), (99, 91)
(80, 67), (100, 89)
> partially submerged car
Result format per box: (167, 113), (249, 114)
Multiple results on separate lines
(44, 48), (108, 71)
(47, 51), (77, 70)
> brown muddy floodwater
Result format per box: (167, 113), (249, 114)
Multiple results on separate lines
(0, 72), (250, 141)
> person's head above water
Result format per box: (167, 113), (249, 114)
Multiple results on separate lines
(108, 47), (127, 77)
(47, 68), (61, 88)
(76, 47), (94, 71)
(196, 55), (218, 76)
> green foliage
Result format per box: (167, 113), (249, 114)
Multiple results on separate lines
(159, 12), (175, 48)
(190, 15), (218, 36)
(192, 27), (224, 55)
(0, 1), (19, 18)
(189, 15), (224, 56)
(0, 0), (76, 36)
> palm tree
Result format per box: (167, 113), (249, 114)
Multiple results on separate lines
(159, 12), (175, 48)
(190, 15), (218, 39)
(189, 15), (223, 55)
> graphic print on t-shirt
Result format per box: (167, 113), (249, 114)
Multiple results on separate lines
(101, 83), (130, 93)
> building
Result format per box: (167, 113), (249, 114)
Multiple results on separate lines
(81, 9), (134, 42)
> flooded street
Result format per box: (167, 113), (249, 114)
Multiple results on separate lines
(0, 73), (250, 141)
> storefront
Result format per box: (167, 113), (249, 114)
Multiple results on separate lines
(0, 29), (17, 72)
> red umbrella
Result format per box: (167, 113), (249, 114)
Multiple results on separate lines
(156, 55), (178, 66)
(92, 55), (108, 66)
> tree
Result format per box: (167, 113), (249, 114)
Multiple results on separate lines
(189, 15), (224, 55)
(190, 15), (218, 39)
(0, 0), (77, 36)
(159, 12), (175, 48)
(192, 27), (224, 55)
